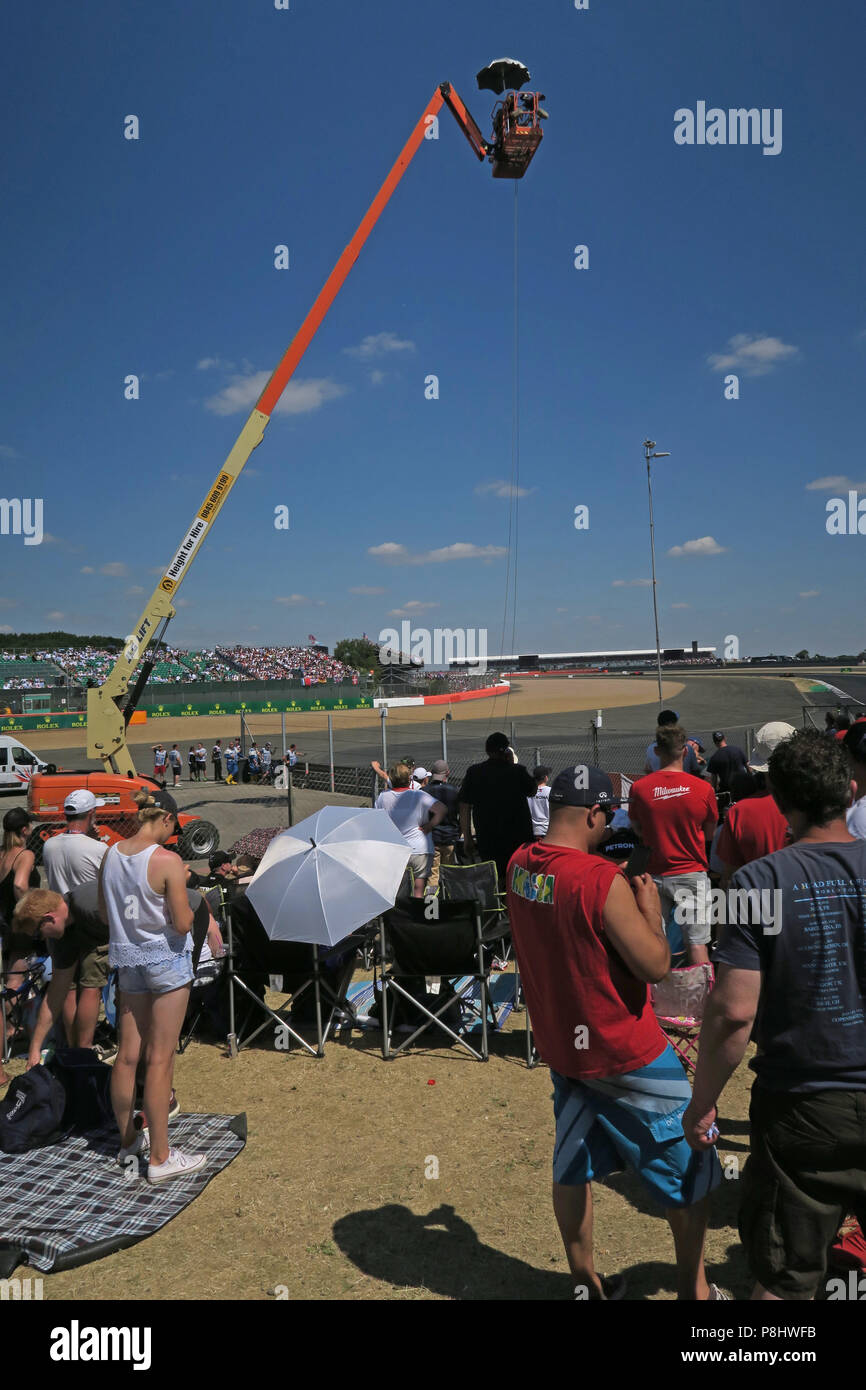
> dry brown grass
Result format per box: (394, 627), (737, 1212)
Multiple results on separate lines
(2, 998), (753, 1302)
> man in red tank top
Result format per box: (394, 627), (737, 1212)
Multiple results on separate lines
(507, 765), (724, 1301)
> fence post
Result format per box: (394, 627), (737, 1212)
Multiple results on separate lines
(441, 717), (449, 765)
(533, 746), (541, 769)
(591, 722), (599, 763)
(328, 715), (335, 794)
(746, 726), (754, 760)
(509, 720), (516, 750)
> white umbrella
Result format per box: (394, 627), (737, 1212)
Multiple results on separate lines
(246, 805), (412, 947)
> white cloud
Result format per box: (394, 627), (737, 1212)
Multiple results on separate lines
(196, 356), (234, 371)
(369, 543), (409, 561)
(350, 585), (386, 595)
(475, 480), (534, 499)
(425, 543), (506, 564)
(344, 331), (415, 360)
(204, 371), (346, 416)
(612, 578), (652, 588)
(46, 611), (64, 621)
(555, 607), (568, 613)
(274, 594), (325, 606)
(175, 599), (191, 608)
(369, 541), (506, 565)
(82, 562), (128, 576)
(670, 602), (691, 609)
(369, 370), (386, 386)
(707, 333), (798, 376)
(0, 598), (15, 610)
(799, 589), (820, 598)
(0, 624), (14, 634)
(805, 475), (866, 491)
(388, 601), (439, 617)
(126, 586), (145, 595)
(667, 536), (728, 558)
(0, 444), (19, 459)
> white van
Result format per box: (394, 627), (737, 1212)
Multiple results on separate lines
(0, 738), (51, 791)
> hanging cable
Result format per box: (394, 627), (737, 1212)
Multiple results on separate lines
(488, 180), (520, 739)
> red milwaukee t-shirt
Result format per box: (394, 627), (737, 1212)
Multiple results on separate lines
(506, 841), (666, 1079)
(715, 794), (789, 869)
(628, 770), (718, 876)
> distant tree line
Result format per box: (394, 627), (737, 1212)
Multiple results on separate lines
(0, 631), (124, 651)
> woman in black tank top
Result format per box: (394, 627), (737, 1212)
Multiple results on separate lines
(0, 807), (40, 1067)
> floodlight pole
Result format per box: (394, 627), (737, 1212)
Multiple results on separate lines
(644, 440), (670, 704)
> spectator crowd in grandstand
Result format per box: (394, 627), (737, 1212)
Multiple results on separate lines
(0, 643), (361, 689)
(217, 646), (358, 684)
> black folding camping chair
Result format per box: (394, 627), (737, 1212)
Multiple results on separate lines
(375, 897), (501, 1061)
(224, 893), (363, 1059)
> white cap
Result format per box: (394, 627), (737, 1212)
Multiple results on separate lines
(412, 767), (430, 782)
(749, 721), (796, 773)
(64, 789), (105, 815)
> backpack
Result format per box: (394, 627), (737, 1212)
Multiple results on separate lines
(48, 1048), (114, 1130)
(0, 1066), (67, 1153)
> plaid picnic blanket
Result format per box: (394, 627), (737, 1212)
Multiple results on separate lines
(0, 1112), (246, 1276)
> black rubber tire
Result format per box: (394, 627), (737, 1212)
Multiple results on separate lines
(177, 819), (219, 860)
(45, 762), (57, 775)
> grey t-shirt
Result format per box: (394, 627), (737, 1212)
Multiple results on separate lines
(715, 839), (866, 1092)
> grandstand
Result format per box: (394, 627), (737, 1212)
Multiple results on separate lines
(449, 644), (718, 674)
(0, 657), (64, 689)
(0, 642), (360, 708)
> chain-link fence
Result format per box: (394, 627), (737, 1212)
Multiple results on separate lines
(288, 720), (788, 804)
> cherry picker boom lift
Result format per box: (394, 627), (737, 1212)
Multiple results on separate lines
(86, 76), (546, 774)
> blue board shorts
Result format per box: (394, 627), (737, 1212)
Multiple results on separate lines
(117, 954), (194, 996)
(551, 1042), (721, 1209)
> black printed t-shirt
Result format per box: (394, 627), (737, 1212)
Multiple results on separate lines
(706, 744), (748, 794)
(459, 760), (536, 851)
(715, 839), (866, 1092)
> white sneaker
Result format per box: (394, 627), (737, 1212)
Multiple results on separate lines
(116, 1132), (148, 1166)
(147, 1148), (206, 1184)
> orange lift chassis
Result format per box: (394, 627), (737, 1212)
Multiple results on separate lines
(87, 80), (545, 774)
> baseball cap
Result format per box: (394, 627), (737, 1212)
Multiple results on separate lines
(138, 786), (179, 820)
(712, 731), (724, 743)
(412, 767), (430, 782)
(64, 788), (106, 815)
(749, 721), (796, 773)
(430, 760), (449, 779)
(549, 765), (621, 809)
(209, 850), (233, 871)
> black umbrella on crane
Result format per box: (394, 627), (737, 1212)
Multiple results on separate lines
(476, 58), (532, 94)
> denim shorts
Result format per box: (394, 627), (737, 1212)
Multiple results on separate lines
(117, 954), (194, 996)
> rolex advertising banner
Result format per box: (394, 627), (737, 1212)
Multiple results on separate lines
(0, 693), (373, 732)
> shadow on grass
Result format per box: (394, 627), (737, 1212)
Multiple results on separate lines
(333, 1202), (570, 1299)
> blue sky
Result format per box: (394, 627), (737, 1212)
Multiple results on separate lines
(2, 0), (865, 659)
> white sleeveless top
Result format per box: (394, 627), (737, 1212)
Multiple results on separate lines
(103, 842), (191, 967)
